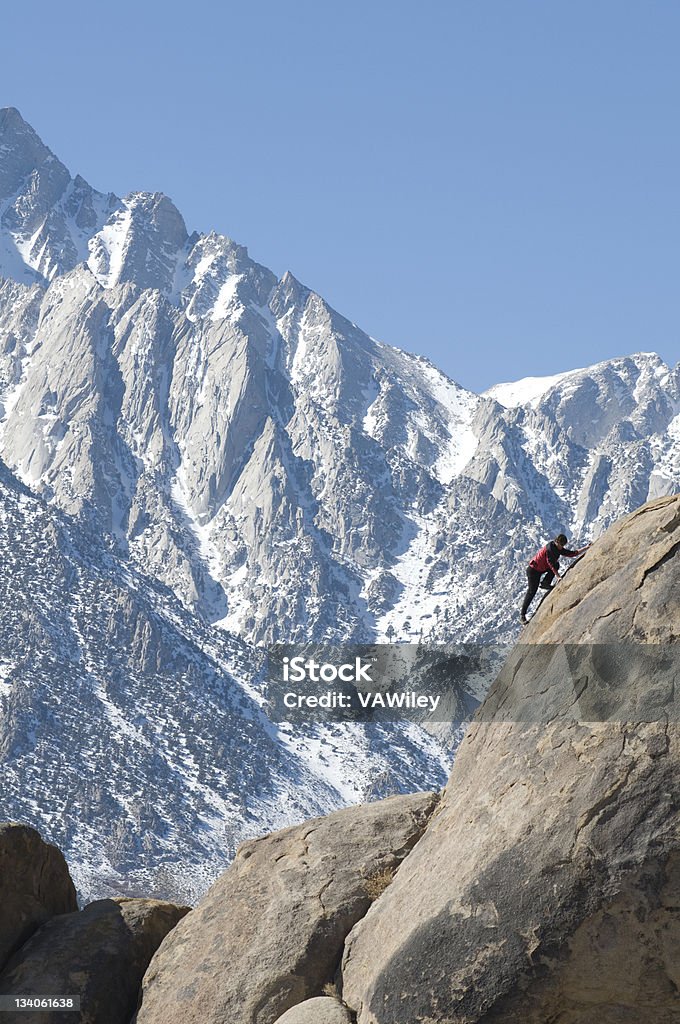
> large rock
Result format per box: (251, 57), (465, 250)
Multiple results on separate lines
(135, 792), (438, 1024)
(274, 996), (355, 1024)
(341, 494), (680, 1022)
(0, 896), (189, 1023)
(0, 823), (77, 970)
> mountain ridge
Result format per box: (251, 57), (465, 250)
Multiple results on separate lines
(1, 107), (679, 900)
(1, 109), (678, 649)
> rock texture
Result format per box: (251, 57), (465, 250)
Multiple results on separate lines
(0, 107), (116, 286)
(341, 494), (680, 1022)
(0, 823), (77, 971)
(0, 896), (188, 1023)
(135, 793), (437, 1024)
(274, 997), (355, 1024)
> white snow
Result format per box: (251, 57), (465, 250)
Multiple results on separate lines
(214, 562), (250, 635)
(0, 658), (14, 698)
(362, 355), (479, 483)
(13, 220), (47, 273)
(632, 354), (670, 403)
(361, 377), (380, 437)
(290, 303), (330, 388)
(0, 190), (43, 284)
(170, 466), (223, 584)
(416, 361), (479, 483)
(62, 183), (113, 266)
(171, 236), (245, 322)
(485, 353), (672, 410)
(668, 412), (680, 440)
(211, 274), (243, 321)
(485, 369), (579, 408)
(87, 206), (133, 288)
(371, 511), (467, 642)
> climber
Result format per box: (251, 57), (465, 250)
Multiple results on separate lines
(520, 534), (590, 624)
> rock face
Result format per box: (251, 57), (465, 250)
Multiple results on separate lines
(522, 493), (680, 645)
(0, 106), (115, 285)
(273, 997), (355, 1024)
(135, 793), (438, 1024)
(0, 897), (189, 1024)
(0, 823), (77, 971)
(341, 494), (680, 1022)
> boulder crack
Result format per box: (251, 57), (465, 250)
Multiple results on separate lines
(636, 540), (680, 589)
(571, 759), (636, 852)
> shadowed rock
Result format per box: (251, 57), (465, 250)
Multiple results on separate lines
(135, 793), (438, 1024)
(0, 896), (189, 1023)
(341, 494), (680, 1022)
(0, 823), (77, 971)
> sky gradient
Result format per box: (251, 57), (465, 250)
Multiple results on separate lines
(2, 1), (679, 391)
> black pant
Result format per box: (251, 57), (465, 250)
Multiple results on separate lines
(521, 566), (555, 617)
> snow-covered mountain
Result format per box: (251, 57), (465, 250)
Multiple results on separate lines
(0, 456), (450, 902)
(2, 107), (679, 647)
(1, 106), (679, 897)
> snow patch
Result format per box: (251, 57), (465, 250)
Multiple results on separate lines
(171, 467), (223, 584)
(372, 511), (466, 642)
(485, 370), (578, 408)
(0, 658), (14, 698)
(87, 206), (133, 288)
(211, 275), (243, 321)
(416, 361), (479, 482)
(215, 563), (250, 635)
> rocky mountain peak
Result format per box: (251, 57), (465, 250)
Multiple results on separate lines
(271, 269), (310, 314)
(87, 191), (188, 293)
(1, 116), (679, 650)
(0, 106), (27, 129)
(0, 106), (60, 199)
(0, 107), (115, 285)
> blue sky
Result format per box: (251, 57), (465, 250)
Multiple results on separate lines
(2, 1), (679, 391)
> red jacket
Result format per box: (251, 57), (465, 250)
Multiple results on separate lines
(529, 541), (578, 575)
